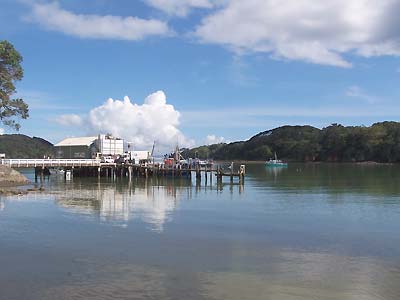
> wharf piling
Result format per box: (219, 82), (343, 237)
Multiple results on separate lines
(1, 158), (245, 184)
(215, 163), (245, 183)
(65, 163), (245, 183)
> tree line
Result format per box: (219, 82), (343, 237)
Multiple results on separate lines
(183, 122), (400, 163)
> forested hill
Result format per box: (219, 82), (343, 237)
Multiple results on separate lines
(2, 121), (400, 162)
(183, 122), (400, 163)
(0, 134), (53, 158)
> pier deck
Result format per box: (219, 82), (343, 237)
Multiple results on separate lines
(0, 159), (245, 182)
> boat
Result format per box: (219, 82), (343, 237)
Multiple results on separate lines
(266, 152), (288, 167)
(49, 168), (65, 175)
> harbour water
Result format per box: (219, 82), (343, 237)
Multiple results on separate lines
(1, 163), (400, 300)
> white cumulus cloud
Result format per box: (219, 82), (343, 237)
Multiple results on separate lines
(28, 2), (172, 40)
(194, 0), (400, 67)
(87, 91), (194, 150)
(205, 134), (225, 145)
(145, 0), (215, 17)
(55, 114), (84, 126)
(0, 128), (4, 135)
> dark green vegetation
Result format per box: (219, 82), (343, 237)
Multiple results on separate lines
(183, 122), (400, 163)
(0, 134), (53, 158)
(0, 40), (29, 130)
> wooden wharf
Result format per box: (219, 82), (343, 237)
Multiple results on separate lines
(0, 159), (245, 183)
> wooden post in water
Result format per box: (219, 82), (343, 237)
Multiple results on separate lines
(216, 165), (222, 184)
(230, 162), (234, 182)
(34, 167), (45, 182)
(196, 163), (201, 180)
(239, 164), (245, 183)
(128, 166), (132, 181)
(39, 167), (44, 182)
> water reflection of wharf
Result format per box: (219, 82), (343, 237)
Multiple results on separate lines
(52, 178), (191, 231)
(52, 174), (244, 229)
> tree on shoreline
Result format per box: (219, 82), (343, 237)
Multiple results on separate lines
(0, 40), (29, 131)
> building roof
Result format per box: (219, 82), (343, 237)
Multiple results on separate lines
(55, 136), (97, 147)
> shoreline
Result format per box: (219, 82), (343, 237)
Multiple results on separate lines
(0, 184), (45, 196)
(214, 160), (396, 165)
(0, 165), (39, 196)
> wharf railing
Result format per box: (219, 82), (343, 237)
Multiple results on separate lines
(0, 159), (102, 168)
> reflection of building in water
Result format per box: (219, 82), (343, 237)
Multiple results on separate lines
(0, 199), (4, 211)
(56, 181), (190, 232)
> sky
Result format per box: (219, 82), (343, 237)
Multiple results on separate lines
(1, 0), (400, 151)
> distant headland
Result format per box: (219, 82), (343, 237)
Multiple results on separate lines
(183, 122), (400, 163)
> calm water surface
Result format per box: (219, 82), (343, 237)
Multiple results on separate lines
(1, 163), (400, 300)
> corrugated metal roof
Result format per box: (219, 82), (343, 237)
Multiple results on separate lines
(55, 136), (97, 147)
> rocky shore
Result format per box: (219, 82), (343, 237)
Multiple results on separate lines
(0, 165), (30, 195)
(0, 165), (29, 185)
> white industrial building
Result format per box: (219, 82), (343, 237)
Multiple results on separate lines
(54, 136), (98, 159)
(54, 134), (125, 159)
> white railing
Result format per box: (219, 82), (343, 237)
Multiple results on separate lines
(0, 159), (102, 168)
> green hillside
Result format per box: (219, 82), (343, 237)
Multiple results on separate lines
(2, 121), (400, 162)
(0, 134), (53, 158)
(183, 122), (400, 163)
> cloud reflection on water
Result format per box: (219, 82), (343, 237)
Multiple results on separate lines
(55, 179), (192, 232)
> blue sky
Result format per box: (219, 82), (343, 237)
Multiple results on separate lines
(1, 0), (400, 149)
